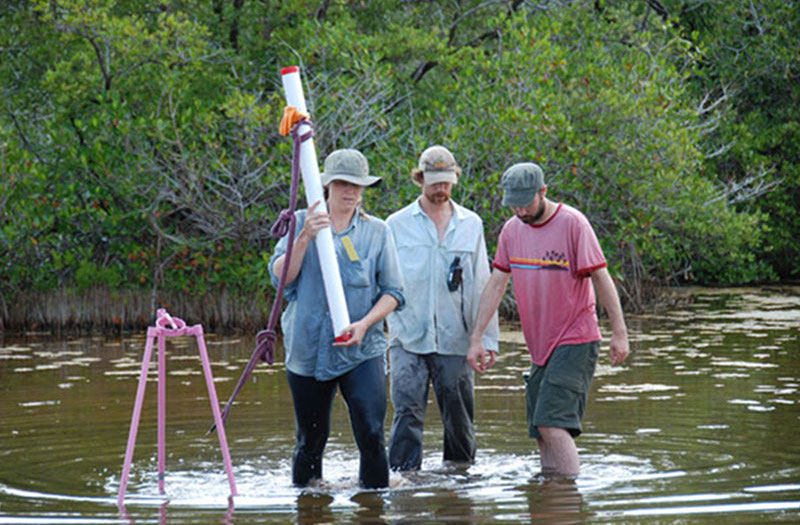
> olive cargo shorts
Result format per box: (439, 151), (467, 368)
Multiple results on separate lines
(524, 341), (600, 439)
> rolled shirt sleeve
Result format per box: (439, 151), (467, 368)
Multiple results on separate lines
(376, 224), (406, 311)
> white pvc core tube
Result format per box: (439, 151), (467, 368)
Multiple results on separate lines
(280, 66), (351, 341)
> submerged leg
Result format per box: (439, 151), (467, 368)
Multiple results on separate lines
(537, 427), (579, 477)
(388, 346), (430, 471)
(430, 354), (476, 464)
(287, 371), (337, 486)
(340, 357), (389, 488)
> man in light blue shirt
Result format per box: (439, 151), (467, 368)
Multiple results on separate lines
(387, 145), (499, 471)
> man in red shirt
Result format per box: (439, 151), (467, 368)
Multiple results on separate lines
(468, 162), (629, 477)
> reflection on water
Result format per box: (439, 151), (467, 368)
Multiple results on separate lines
(0, 286), (798, 523)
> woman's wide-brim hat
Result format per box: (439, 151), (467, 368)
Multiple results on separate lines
(320, 149), (382, 187)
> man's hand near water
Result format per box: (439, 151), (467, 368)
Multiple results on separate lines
(467, 339), (496, 373)
(608, 330), (629, 366)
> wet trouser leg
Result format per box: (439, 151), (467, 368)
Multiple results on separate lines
(338, 356), (389, 488)
(286, 370), (337, 486)
(388, 346), (430, 471)
(430, 353), (476, 463)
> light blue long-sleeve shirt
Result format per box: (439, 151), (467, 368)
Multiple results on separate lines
(269, 208), (405, 381)
(386, 199), (499, 355)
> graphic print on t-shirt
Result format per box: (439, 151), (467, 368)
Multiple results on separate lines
(509, 250), (568, 271)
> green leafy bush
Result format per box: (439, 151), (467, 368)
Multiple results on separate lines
(1, 0), (793, 324)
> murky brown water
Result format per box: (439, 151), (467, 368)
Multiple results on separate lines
(1, 287), (799, 524)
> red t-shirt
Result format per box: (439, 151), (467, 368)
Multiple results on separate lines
(493, 203), (606, 365)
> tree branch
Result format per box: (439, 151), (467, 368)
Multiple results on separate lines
(704, 165), (781, 206)
(645, 0), (669, 22)
(316, 0), (332, 21)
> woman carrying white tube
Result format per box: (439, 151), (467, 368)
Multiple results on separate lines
(270, 148), (405, 489)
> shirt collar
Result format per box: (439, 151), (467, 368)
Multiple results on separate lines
(332, 207), (362, 236)
(518, 202), (563, 229)
(412, 198), (466, 221)
(411, 198), (425, 216)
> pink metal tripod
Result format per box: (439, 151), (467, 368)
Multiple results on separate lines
(117, 309), (238, 506)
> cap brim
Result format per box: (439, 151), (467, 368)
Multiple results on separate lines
(501, 190), (535, 207)
(423, 171), (458, 185)
(320, 173), (382, 187)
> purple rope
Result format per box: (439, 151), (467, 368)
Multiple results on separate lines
(209, 118), (313, 433)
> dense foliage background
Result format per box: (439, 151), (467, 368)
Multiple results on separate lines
(1, 0), (797, 329)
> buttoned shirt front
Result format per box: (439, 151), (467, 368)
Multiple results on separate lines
(387, 199), (498, 355)
(269, 208), (405, 381)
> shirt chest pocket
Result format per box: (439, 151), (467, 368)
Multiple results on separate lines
(446, 236), (476, 266)
(447, 234), (476, 255)
(336, 235), (371, 288)
(340, 258), (371, 288)
(394, 242), (431, 285)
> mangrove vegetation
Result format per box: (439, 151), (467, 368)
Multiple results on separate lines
(1, 0), (797, 330)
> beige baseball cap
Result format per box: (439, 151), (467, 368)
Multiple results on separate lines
(418, 145), (459, 185)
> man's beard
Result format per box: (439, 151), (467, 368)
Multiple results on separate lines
(426, 189), (450, 204)
(518, 200), (546, 224)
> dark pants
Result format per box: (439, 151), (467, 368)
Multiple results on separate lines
(388, 345), (476, 471)
(286, 357), (389, 488)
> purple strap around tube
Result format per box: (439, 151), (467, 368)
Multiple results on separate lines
(211, 119), (313, 433)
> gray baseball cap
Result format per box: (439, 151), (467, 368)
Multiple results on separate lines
(320, 149), (382, 187)
(500, 162), (545, 207)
